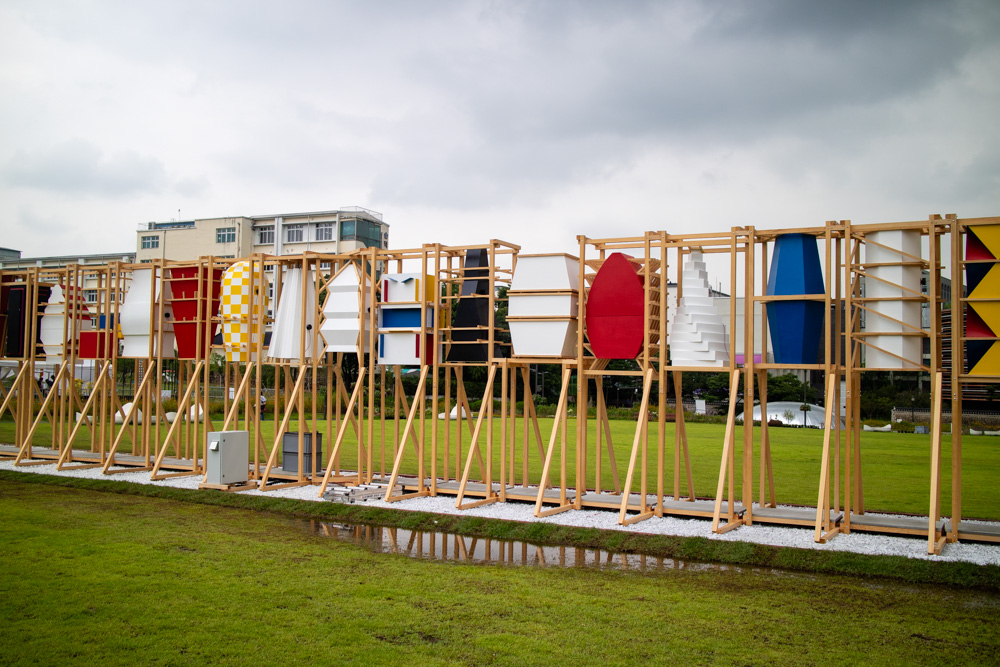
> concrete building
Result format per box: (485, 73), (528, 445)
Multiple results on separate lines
(135, 207), (388, 262)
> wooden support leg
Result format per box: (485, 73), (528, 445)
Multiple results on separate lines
(814, 373), (841, 543)
(533, 368), (574, 517)
(618, 369), (655, 525)
(384, 366), (431, 502)
(712, 370), (744, 534)
(928, 371), (946, 556)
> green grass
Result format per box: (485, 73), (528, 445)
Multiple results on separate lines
(3, 415), (998, 519)
(1, 479), (998, 665)
(4, 470), (999, 591)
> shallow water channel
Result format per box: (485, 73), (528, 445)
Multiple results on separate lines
(307, 519), (743, 573)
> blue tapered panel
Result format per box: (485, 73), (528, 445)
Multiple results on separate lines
(766, 234), (825, 364)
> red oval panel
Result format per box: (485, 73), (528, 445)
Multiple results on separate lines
(586, 252), (644, 359)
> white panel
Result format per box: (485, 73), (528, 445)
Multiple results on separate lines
(510, 255), (579, 292)
(508, 293), (578, 318)
(268, 267), (318, 360)
(378, 331), (426, 366)
(120, 268), (175, 359)
(320, 264), (371, 354)
(864, 230), (922, 369)
(667, 251), (729, 367)
(381, 273), (433, 303)
(509, 320), (578, 357)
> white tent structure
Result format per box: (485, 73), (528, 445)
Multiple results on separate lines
(738, 401), (845, 428)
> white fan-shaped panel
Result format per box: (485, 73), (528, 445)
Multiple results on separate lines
(120, 269), (175, 359)
(268, 267), (318, 360)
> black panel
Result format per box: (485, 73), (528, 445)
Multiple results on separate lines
(447, 248), (504, 362)
(4, 285), (25, 357)
(966, 339), (993, 373)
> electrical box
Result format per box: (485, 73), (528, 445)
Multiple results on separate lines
(205, 431), (249, 486)
(281, 432), (323, 474)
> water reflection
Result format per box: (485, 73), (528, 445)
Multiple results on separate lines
(307, 520), (739, 573)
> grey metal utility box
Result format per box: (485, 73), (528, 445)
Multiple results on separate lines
(281, 432), (323, 474)
(205, 431), (249, 485)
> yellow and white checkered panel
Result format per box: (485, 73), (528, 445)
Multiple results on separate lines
(219, 260), (268, 362)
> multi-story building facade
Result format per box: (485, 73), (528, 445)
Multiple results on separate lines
(135, 207), (388, 262)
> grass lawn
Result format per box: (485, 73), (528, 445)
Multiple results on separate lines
(1, 480), (998, 666)
(3, 414), (998, 519)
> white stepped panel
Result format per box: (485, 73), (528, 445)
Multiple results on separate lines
(320, 264), (371, 354)
(668, 251), (729, 367)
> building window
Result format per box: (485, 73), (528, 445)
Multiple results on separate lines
(339, 219), (384, 248)
(216, 227), (236, 244)
(257, 226), (274, 245)
(286, 225), (304, 243)
(140, 235), (159, 249)
(83, 289), (98, 303)
(315, 222), (334, 241)
(140, 259), (153, 264)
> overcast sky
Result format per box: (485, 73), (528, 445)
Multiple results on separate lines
(1, 0), (998, 260)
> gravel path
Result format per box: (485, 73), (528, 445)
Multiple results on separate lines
(3, 458), (998, 566)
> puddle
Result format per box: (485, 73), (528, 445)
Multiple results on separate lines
(306, 519), (744, 573)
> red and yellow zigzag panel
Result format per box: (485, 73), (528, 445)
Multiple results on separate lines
(966, 224), (1000, 376)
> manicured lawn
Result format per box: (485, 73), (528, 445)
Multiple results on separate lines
(1, 481), (998, 665)
(3, 414), (997, 519)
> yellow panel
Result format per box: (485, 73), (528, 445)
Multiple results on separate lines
(969, 301), (1000, 336)
(970, 341), (1000, 376)
(969, 263), (1000, 299)
(971, 224), (1000, 258)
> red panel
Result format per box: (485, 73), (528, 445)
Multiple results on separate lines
(967, 229), (996, 261)
(966, 307), (997, 338)
(169, 267), (224, 359)
(79, 331), (114, 359)
(585, 252), (644, 359)
(424, 333), (435, 365)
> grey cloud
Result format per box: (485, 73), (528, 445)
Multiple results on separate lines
(5, 139), (167, 197)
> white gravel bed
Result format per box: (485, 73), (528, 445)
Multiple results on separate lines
(4, 458), (999, 566)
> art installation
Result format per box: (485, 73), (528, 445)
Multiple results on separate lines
(219, 260), (268, 363)
(586, 253), (645, 359)
(320, 262), (371, 355)
(3, 215), (998, 558)
(39, 285), (92, 362)
(119, 268), (175, 359)
(507, 254), (579, 358)
(668, 251), (729, 367)
(766, 233), (824, 364)
(268, 267), (317, 360)
(965, 224), (1000, 376)
(446, 248), (494, 363)
(377, 273), (436, 366)
(863, 230), (922, 369)
(169, 266), (223, 360)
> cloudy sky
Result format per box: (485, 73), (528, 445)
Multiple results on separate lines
(1, 0), (998, 259)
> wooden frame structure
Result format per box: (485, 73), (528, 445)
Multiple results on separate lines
(4, 213), (999, 556)
(840, 217), (951, 553)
